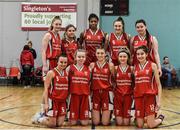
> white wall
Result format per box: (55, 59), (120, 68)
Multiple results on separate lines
(0, 0), (100, 68)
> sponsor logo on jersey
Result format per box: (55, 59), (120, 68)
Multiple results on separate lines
(56, 76), (59, 81)
(146, 70), (149, 75)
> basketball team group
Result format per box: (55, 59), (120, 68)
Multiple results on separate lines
(31, 13), (165, 128)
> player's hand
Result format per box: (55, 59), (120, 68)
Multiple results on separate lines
(158, 68), (162, 77)
(155, 101), (161, 112)
(43, 64), (48, 74)
(44, 103), (49, 114)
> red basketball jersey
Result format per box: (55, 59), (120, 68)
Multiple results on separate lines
(91, 62), (111, 90)
(48, 68), (68, 100)
(109, 33), (129, 62)
(134, 61), (156, 97)
(115, 65), (132, 95)
(69, 64), (90, 95)
(46, 31), (62, 59)
(61, 39), (78, 65)
(132, 35), (155, 64)
(84, 29), (105, 65)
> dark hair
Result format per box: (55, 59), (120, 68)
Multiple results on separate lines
(113, 17), (125, 32)
(63, 24), (76, 40)
(58, 53), (67, 61)
(114, 17), (129, 47)
(163, 56), (168, 60)
(96, 46), (105, 52)
(135, 19), (152, 49)
(23, 45), (30, 50)
(27, 40), (32, 45)
(49, 16), (62, 31)
(118, 47), (131, 65)
(88, 13), (99, 21)
(136, 45), (149, 54)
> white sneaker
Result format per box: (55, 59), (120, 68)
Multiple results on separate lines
(24, 86), (27, 89)
(31, 112), (44, 124)
(38, 116), (48, 124)
(27, 85), (31, 88)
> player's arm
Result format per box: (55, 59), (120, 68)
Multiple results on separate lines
(43, 70), (55, 113)
(42, 33), (51, 74)
(152, 36), (162, 76)
(152, 63), (162, 111)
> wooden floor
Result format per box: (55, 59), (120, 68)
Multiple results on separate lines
(0, 85), (180, 129)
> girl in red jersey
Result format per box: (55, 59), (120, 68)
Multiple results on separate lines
(114, 48), (133, 126)
(90, 47), (114, 126)
(42, 54), (68, 127)
(42, 16), (62, 80)
(108, 17), (131, 66)
(32, 16), (62, 124)
(61, 24), (78, 65)
(134, 46), (164, 128)
(68, 49), (91, 125)
(79, 13), (108, 66)
(130, 19), (162, 76)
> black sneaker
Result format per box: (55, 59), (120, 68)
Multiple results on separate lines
(158, 114), (165, 122)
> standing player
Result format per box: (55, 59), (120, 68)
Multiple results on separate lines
(61, 24), (78, 65)
(79, 13), (108, 66)
(42, 16), (62, 79)
(114, 48), (133, 126)
(90, 47), (114, 126)
(130, 19), (162, 76)
(134, 46), (164, 128)
(42, 54), (68, 128)
(68, 49), (91, 126)
(108, 17), (131, 66)
(32, 16), (62, 123)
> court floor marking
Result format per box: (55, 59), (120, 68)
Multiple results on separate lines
(0, 105), (180, 129)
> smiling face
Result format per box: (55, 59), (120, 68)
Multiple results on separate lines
(96, 48), (106, 62)
(66, 26), (76, 39)
(118, 52), (128, 65)
(58, 56), (68, 70)
(136, 22), (147, 36)
(136, 48), (147, 63)
(114, 21), (123, 35)
(52, 19), (62, 33)
(75, 51), (86, 66)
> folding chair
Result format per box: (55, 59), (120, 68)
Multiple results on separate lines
(7, 67), (21, 85)
(0, 66), (7, 85)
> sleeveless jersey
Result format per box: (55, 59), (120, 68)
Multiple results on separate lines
(61, 39), (78, 65)
(132, 35), (155, 64)
(84, 29), (105, 64)
(69, 64), (90, 95)
(115, 65), (132, 95)
(46, 31), (61, 59)
(134, 61), (156, 97)
(92, 62), (111, 90)
(109, 33), (129, 62)
(48, 68), (68, 100)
